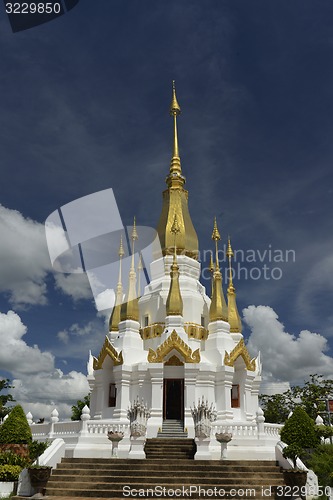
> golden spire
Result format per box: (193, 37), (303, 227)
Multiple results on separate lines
(137, 254), (143, 297)
(156, 82), (199, 259)
(209, 218), (228, 322)
(120, 217), (139, 322)
(109, 235), (125, 331)
(170, 80), (181, 175)
(227, 237), (242, 333)
(209, 252), (215, 299)
(166, 214), (183, 316)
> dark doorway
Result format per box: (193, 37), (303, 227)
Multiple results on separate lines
(163, 379), (184, 420)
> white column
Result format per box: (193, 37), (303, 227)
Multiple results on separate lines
(147, 365), (163, 437)
(113, 369), (131, 421)
(216, 367), (234, 421)
(184, 368), (197, 438)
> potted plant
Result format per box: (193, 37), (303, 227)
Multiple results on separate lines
(0, 464), (21, 498)
(27, 441), (51, 494)
(282, 444), (308, 488)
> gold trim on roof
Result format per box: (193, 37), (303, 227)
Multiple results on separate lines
(140, 322), (165, 340)
(185, 323), (208, 340)
(93, 336), (123, 370)
(224, 339), (256, 371)
(165, 355), (184, 366)
(147, 330), (200, 363)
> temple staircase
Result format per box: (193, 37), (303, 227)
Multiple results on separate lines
(157, 419), (187, 438)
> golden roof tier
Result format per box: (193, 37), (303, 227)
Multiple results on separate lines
(156, 82), (199, 260)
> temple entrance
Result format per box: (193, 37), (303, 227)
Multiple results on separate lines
(163, 379), (184, 420)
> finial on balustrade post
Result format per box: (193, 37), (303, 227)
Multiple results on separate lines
(26, 412), (33, 425)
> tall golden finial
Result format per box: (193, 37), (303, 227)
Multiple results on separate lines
(209, 218), (228, 322)
(169, 81), (182, 176)
(226, 237), (242, 333)
(166, 214), (183, 316)
(109, 234), (125, 331)
(156, 82), (199, 260)
(121, 217), (139, 322)
(212, 216), (221, 269)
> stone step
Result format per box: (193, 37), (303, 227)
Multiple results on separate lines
(60, 457), (277, 465)
(47, 476), (284, 486)
(45, 486), (282, 499)
(52, 469), (284, 478)
(56, 462), (280, 472)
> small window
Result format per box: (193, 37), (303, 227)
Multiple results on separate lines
(231, 384), (240, 408)
(201, 315), (205, 327)
(144, 315), (149, 327)
(109, 383), (117, 407)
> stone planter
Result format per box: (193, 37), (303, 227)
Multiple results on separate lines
(28, 466), (52, 494)
(0, 481), (16, 498)
(215, 432), (233, 460)
(108, 431), (124, 458)
(283, 470), (307, 498)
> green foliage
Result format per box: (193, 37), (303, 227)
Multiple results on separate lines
(71, 394), (90, 421)
(259, 393), (290, 423)
(0, 464), (22, 481)
(280, 406), (320, 449)
(0, 451), (28, 468)
(28, 441), (49, 464)
(0, 405), (32, 444)
(282, 443), (303, 469)
(315, 425), (333, 440)
(307, 444), (333, 487)
(260, 375), (333, 424)
(0, 380), (15, 420)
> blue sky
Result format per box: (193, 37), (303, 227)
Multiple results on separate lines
(0, 0), (333, 418)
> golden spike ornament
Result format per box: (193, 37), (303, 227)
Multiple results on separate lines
(209, 217), (228, 322)
(109, 234), (125, 332)
(166, 214), (183, 316)
(227, 237), (242, 333)
(121, 217), (139, 322)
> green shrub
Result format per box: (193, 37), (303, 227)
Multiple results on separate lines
(307, 444), (333, 487)
(280, 406), (320, 448)
(315, 425), (333, 440)
(0, 464), (22, 481)
(0, 451), (28, 467)
(28, 441), (49, 464)
(282, 443), (303, 468)
(0, 405), (32, 445)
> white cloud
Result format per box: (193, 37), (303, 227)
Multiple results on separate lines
(0, 310), (89, 419)
(54, 272), (92, 301)
(244, 305), (333, 385)
(55, 319), (105, 360)
(0, 205), (51, 308)
(0, 311), (54, 374)
(12, 369), (89, 420)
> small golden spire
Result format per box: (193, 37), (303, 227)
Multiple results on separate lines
(121, 218), (139, 322)
(169, 81), (182, 176)
(137, 254), (143, 297)
(109, 235), (125, 331)
(227, 237), (242, 333)
(209, 218), (228, 322)
(166, 214), (183, 316)
(209, 252), (215, 299)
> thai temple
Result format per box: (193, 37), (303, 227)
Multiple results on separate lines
(28, 84), (282, 462)
(82, 83), (279, 460)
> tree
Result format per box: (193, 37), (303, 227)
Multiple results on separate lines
(0, 405), (32, 444)
(71, 394), (90, 421)
(280, 406), (320, 449)
(0, 379), (15, 420)
(260, 375), (333, 424)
